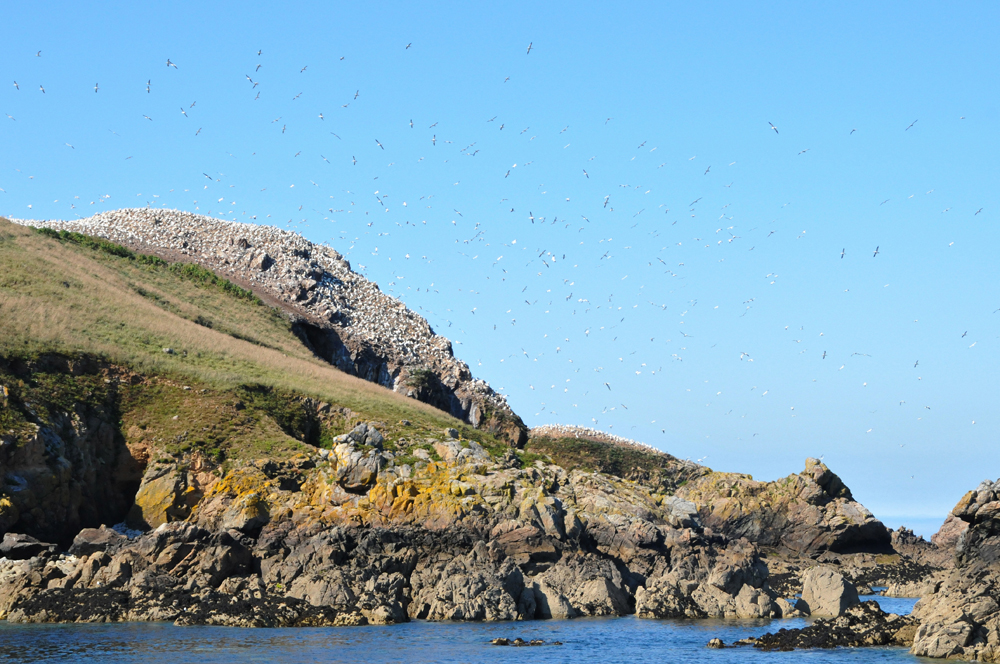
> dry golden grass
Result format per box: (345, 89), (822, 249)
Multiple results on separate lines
(0, 218), (462, 429)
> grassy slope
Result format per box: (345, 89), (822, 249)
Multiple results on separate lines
(0, 218), (504, 461)
(523, 435), (710, 494)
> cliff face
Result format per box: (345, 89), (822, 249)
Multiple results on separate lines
(676, 458), (891, 554)
(910, 479), (1000, 661)
(0, 355), (141, 546)
(9, 210), (526, 446)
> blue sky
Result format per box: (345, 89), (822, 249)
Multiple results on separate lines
(3, 1), (999, 536)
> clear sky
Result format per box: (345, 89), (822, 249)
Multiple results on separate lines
(3, 1), (999, 537)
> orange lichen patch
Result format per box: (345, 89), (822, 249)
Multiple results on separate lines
(204, 465), (274, 500)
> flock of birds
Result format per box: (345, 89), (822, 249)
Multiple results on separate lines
(2, 41), (992, 478)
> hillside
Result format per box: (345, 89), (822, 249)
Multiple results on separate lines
(7, 209), (525, 445)
(0, 217), (507, 539)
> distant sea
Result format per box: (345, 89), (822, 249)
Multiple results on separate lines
(0, 597), (921, 664)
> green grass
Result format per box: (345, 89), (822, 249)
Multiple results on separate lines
(523, 435), (708, 494)
(0, 217), (504, 461)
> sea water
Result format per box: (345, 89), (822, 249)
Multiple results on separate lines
(0, 597), (925, 664)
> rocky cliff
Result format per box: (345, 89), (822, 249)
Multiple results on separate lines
(9, 210), (526, 445)
(910, 479), (1000, 661)
(0, 356), (789, 625)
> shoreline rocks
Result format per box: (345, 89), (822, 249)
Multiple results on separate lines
(733, 600), (919, 651)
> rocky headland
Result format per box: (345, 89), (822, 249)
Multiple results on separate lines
(0, 349), (919, 628)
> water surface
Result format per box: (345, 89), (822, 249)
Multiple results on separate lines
(0, 597), (926, 664)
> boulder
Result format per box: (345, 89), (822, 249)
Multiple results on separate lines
(662, 496), (700, 529)
(333, 444), (388, 492)
(0, 533), (56, 560)
(248, 250), (274, 271)
(799, 567), (859, 616)
(68, 526), (126, 557)
(775, 597), (807, 617)
(127, 466), (185, 529)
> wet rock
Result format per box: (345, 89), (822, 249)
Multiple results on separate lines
(707, 638), (725, 649)
(635, 537), (775, 619)
(530, 555), (631, 619)
(775, 597), (807, 618)
(737, 600), (917, 651)
(408, 541), (531, 621)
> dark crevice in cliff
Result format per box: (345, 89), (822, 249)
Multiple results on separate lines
(0, 354), (144, 548)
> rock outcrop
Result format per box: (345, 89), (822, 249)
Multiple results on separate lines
(0, 349), (904, 631)
(931, 514), (969, 552)
(910, 479), (1000, 661)
(676, 458), (890, 554)
(10, 210), (526, 445)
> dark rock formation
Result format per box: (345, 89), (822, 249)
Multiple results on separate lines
(0, 533), (57, 561)
(736, 600), (918, 651)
